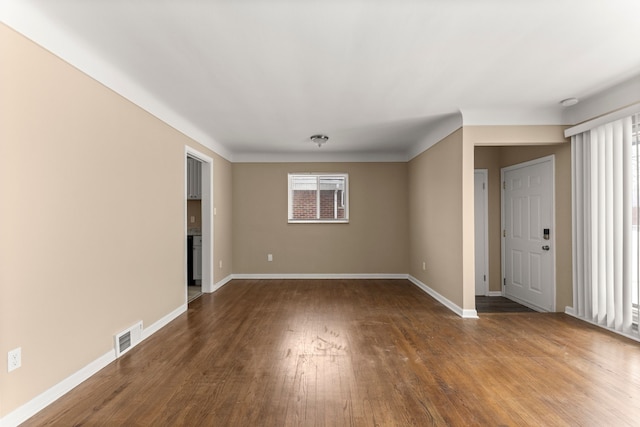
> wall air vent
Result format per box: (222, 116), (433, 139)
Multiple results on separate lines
(114, 321), (143, 358)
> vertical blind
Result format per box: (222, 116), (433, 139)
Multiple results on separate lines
(571, 113), (639, 339)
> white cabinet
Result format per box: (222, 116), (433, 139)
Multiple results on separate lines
(192, 235), (202, 282)
(187, 157), (202, 200)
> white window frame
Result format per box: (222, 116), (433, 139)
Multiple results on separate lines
(288, 173), (349, 223)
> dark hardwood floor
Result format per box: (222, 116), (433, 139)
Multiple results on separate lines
(23, 279), (640, 426)
(475, 296), (535, 313)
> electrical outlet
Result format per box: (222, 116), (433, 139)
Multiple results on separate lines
(190, 216), (195, 223)
(422, 262), (426, 271)
(219, 260), (223, 269)
(8, 347), (21, 372)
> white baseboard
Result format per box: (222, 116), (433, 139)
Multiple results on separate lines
(564, 306), (575, 316)
(204, 274), (233, 293)
(1, 303), (188, 427)
(142, 303), (187, 340)
(224, 274), (478, 318)
(231, 273), (409, 280)
(407, 276), (478, 319)
(488, 291), (503, 297)
(0, 350), (115, 427)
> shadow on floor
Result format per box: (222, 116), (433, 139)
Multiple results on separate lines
(475, 296), (535, 313)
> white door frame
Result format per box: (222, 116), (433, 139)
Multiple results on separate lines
(501, 155), (556, 312)
(475, 169), (489, 296)
(185, 146), (214, 296)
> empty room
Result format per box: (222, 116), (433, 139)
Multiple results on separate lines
(2, 1), (640, 425)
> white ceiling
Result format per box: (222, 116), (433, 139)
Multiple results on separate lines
(3, 0), (640, 161)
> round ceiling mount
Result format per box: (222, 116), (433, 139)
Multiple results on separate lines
(560, 97), (579, 107)
(310, 134), (329, 148)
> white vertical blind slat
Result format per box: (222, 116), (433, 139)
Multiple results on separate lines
(590, 131), (599, 320)
(622, 117), (633, 331)
(613, 120), (624, 331)
(605, 124), (615, 329)
(572, 136), (583, 316)
(597, 127), (607, 324)
(584, 135), (593, 320)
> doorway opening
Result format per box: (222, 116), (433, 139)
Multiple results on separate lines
(474, 169), (489, 296)
(185, 147), (213, 303)
(501, 155), (556, 312)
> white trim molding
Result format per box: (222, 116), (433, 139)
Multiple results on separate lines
(564, 102), (640, 138)
(488, 291), (503, 297)
(229, 274), (478, 318)
(142, 303), (187, 340)
(0, 351), (115, 427)
(231, 273), (409, 280)
(206, 274), (234, 293)
(0, 303), (188, 427)
(408, 276), (479, 319)
(232, 151), (407, 163)
(563, 75), (640, 127)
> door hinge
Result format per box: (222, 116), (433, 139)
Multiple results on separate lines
(503, 229), (506, 237)
(503, 278), (506, 287)
(503, 181), (506, 190)
(482, 182), (486, 190)
(483, 274), (486, 282)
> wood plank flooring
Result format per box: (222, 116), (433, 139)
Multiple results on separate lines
(23, 279), (640, 426)
(475, 296), (535, 313)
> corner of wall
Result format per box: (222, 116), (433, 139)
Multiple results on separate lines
(406, 112), (463, 160)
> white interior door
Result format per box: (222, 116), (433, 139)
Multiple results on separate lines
(502, 156), (555, 311)
(475, 170), (489, 296)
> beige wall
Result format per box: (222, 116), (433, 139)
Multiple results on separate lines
(214, 156), (233, 280)
(232, 163), (409, 274)
(0, 24), (232, 416)
(474, 132), (572, 311)
(408, 129), (466, 307)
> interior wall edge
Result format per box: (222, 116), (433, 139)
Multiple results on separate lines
(407, 275), (478, 319)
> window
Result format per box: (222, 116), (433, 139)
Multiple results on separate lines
(288, 173), (348, 223)
(570, 111), (640, 339)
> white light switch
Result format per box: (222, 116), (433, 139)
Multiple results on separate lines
(190, 216), (195, 223)
(268, 254), (273, 262)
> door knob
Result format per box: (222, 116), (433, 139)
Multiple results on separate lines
(542, 245), (550, 251)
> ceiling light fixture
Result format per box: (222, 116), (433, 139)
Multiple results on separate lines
(310, 134), (329, 148)
(560, 97), (579, 107)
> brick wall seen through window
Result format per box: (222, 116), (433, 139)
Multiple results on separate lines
(288, 174), (348, 222)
